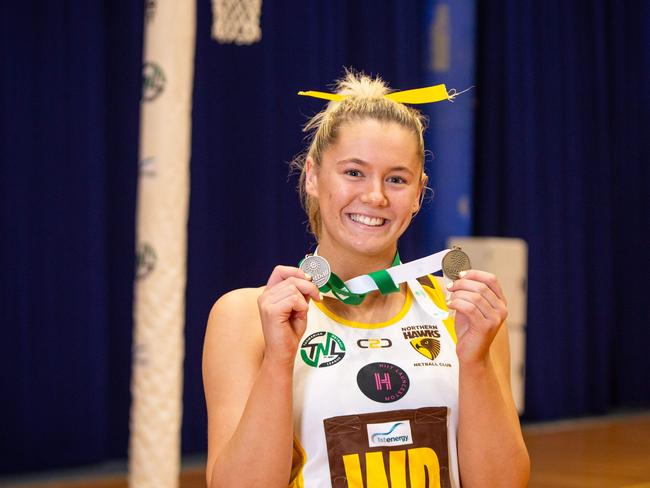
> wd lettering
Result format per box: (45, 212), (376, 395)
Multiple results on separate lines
(357, 362), (410, 403)
(342, 448), (442, 488)
(300, 331), (345, 368)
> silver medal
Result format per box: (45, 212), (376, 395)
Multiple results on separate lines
(300, 255), (331, 288)
(442, 247), (471, 281)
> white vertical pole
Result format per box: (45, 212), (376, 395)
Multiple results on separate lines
(129, 2), (196, 487)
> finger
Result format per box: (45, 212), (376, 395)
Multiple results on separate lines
(269, 287), (306, 306)
(447, 278), (502, 310)
(266, 292), (310, 320)
(270, 287), (311, 308)
(448, 295), (505, 337)
(447, 297), (486, 324)
(456, 270), (506, 304)
(273, 292), (310, 312)
(448, 290), (493, 321)
(267, 277), (320, 302)
(266, 265), (311, 288)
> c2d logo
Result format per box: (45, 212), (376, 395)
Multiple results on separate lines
(357, 338), (392, 349)
(300, 331), (346, 368)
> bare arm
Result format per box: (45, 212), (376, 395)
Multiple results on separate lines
(203, 268), (319, 488)
(446, 271), (530, 487)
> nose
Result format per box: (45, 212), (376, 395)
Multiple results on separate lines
(360, 180), (388, 207)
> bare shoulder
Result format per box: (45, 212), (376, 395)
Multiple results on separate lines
(209, 286), (264, 317)
(206, 287), (264, 331)
(202, 286), (266, 405)
(203, 287), (266, 372)
(203, 287), (268, 483)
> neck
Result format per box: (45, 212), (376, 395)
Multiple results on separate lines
(314, 241), (404, 319)
(315, 242), (397, 283)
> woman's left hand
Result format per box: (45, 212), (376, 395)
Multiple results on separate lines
(446, 270), (509, 366)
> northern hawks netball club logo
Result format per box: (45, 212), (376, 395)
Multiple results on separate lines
(300, 331), (346, 368)
(410, 337), (441, 361)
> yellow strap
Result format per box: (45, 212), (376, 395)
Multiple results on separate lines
(297, 84), (450, 104)
(297, 91), (345, 101)
(385, 85), (449, 103)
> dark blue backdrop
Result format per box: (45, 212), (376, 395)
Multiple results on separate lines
(1, 0), (143, 474)
(1, 0), (648, 477)
(474, 0), (650, 419)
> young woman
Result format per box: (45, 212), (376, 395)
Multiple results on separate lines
(203, 72), (530, 487)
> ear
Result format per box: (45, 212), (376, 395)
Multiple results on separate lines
(305, 157), (319, 198)
(412, 172), (428, 214)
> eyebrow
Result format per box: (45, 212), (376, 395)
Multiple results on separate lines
(336, 158), (415, 175)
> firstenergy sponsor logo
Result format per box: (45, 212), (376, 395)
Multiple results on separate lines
(367, 420), (413, 447)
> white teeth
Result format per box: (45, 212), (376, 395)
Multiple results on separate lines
(349, 214), (385, 226)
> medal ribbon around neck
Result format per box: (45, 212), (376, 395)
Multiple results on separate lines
(299, 248), (471, 320)
(298, 251), (401, 306)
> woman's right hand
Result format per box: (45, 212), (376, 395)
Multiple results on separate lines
(256, 266), (321, 366)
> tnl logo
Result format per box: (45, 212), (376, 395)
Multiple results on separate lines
(300, 331), (346, 368)
(342, 448), (441, 488)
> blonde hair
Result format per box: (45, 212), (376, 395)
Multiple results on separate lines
(292, 70), (428, 239)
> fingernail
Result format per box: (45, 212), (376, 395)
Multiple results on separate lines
(458, 271), (467, 278)
(318, 292), (323, 301)
(446, 299), (452, 306)
(446, 282), (453, 290)
(304, 273), (312, 281)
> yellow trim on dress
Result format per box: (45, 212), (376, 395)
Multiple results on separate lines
(288, 435), (307, 488)
(423, 275), (457, 344)
(315, 290), (412, 329)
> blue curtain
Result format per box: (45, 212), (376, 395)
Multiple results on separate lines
(474, 0), (650, 419)
(1, 0), (143, 474)
(422, 0), (476, 250)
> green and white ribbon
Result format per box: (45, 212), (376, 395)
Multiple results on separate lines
(302, 249), (454, 320)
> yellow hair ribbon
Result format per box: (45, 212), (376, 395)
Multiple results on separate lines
(297, 84), (450, 104)
(297, 91), (345, 101)
(385, 84), (449, 104)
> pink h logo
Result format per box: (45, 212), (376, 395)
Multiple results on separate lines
(374, 372), (392, 391)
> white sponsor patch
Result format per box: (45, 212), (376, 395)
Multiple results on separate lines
(367, 420), (413, 447)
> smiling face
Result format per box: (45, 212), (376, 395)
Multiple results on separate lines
(305, 118), (425, 259)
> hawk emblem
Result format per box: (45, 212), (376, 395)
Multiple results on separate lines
(410, 337), (441, 361)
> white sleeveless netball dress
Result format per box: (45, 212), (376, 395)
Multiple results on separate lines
(290, 280), (460, 488)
